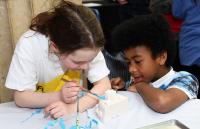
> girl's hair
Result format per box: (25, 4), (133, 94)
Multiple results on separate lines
(30, 1), (104, 54)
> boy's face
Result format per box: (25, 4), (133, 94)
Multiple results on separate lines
(124, 46), (167, 84)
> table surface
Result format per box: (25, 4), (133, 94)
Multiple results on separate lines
(0, 91), (200, 129)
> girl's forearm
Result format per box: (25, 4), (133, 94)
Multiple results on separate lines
(79, 76), (111, 112)
(14, 90), (61, 108)
(79, 94), (99, 112)
(90, 76), (111, 95)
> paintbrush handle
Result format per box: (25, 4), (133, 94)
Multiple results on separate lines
(81, 88), (98, 97)
(81, 87), (105, 100)
(61, 78), (105, 100)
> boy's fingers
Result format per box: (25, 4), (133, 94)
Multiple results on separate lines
(113, 85), (121, 90)
(114, 86), (119, 90)
(111, 77), (121, 85)
(127, 86), (137, 92)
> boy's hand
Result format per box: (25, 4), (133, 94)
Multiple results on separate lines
(117, 0), (128, 5)
(111, 77), (125, 90)
(127, 85), (138, 92)
(61, 81), (80, 104)
(128, 82), (147, 93)
(44, 101), (75, 119)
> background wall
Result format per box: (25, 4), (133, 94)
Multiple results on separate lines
(0, 0), (82, 103)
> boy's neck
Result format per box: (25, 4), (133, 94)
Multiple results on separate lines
(152, 66), (171, 82)
(160, 66), (171, 77)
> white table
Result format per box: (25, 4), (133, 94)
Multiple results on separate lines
(0, 91), (200, 129)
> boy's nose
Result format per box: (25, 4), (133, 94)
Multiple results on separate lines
(129, 65), (137, 73)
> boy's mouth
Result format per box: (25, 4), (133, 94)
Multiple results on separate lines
(133, 77), (143, 84)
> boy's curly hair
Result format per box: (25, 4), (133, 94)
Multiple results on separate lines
(111, 13), (176, 67)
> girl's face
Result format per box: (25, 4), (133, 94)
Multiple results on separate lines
(58, 48), (99, 70)
(124, 46), (168, 84)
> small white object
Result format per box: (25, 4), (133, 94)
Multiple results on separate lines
(83, 3), (102, 7)
(96, 90), (129, 122)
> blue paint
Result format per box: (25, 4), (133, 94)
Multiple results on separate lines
(21, 108), (42, 123)
(44, 117), (66, 129)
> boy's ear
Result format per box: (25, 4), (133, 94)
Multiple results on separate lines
(157, 51), (167, 66)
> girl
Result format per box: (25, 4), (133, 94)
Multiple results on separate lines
(5, 1), (111, 118)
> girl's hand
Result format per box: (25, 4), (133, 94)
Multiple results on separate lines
(61, 81), (80, 104)
(110, 77), (125, 90)
(44, 101), (76, 119)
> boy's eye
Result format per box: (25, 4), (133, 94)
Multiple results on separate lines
(127, 61), (131, 65)
(135, 60), (141, 64)
(125, 60), (131, 65)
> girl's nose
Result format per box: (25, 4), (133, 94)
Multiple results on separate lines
(79, 63), (89, 70)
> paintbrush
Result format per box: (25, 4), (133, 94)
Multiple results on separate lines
(80, 87), (106, 100)
(61, 78), (106, 100)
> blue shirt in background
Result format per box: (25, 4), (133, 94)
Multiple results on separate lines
(172, 0), (200, 67)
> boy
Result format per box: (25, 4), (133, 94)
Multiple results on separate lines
(111, 14), (199, 113)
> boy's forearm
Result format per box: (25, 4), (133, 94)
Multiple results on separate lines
(136, 83), (188, 113)
(135, 82), (166, 111)
(135, 82), (184, 113)
(135, 82), (161, 101)
(14, 90), (62, 108)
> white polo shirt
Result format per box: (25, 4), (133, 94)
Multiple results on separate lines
(5, 30), (110, 91)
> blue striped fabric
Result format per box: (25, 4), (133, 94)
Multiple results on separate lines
(103, 50), (131, 88)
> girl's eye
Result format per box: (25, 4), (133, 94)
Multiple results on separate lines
(74, 62), (84, 65)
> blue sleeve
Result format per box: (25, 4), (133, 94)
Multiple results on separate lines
(168, 72), (199, 98)
(172, 0), (196, 19)
(172, 0), (184, 18)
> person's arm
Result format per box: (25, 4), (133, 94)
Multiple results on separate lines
(79, 76), (111, 112)
(55, 51), (111, 113)
(44, 76), (111, 119)
(14, 90), (62, 108)
(14, 80), (81, 108)
(132, 82), (188, 113)
(78, 51), (111, 111)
